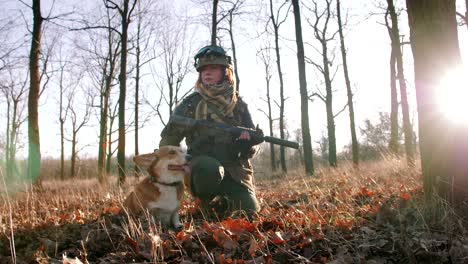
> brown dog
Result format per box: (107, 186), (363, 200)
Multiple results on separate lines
(124, 146), (191, 228)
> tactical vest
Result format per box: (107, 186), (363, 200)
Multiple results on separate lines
(178, 92), (252, 164)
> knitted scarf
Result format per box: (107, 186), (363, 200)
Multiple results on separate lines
(195, 81), (238, 122)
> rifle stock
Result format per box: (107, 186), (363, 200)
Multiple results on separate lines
(169, 115), (299, 149)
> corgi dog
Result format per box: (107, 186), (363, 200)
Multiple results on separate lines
(124, 146), (191, 228)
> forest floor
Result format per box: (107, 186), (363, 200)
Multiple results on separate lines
(0, 158), (467, 264)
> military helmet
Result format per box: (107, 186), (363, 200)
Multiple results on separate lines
(194, 45), (232, 72)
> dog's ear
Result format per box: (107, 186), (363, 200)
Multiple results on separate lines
(133, 153), (158, 170)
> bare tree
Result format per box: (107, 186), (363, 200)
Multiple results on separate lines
(73, 4), (122, 184)
(388, 41), (399, 154)
(386, 0), (414, 166)
(268, 0), (291, 173)
(58, 59), (70, 180)
(257, 44), (277, 172)
(132, 0), (157, 175)
(406, 0), (463, 202)
(104, 0), (138, 185)
(336, 0), (359, 165)
(65, 88), (93, 178)
(0, 70), (28, 181)
(99, 13), (120, 185)
(149, 10), (193, 125)
(305, 0), (340, 167)
(28, 0), (44, 184)
(217, 0), (247, 93)
(292, 0), (314, 175)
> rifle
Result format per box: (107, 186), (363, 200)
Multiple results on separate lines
(169, 114), (299, 149)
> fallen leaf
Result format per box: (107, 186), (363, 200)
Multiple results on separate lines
(270, 231), (285, 245)
(213, 229), (239, 250)
(400, 192), (411, 201)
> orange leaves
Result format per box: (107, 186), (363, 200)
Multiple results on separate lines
(358, 187), (374, 198)
(213, 228), (239, 250)
(46, 209), (86, 225)
(219, 254), (247, 264)
(333, 218), (354, 231)
(400, 192), (411, 201)
(269, 231), (286, 245)
(175, 230), (189, 242)
(103, 205), (121, 215)
(2, 159), (430, 263)
(221, 217), (257, 233)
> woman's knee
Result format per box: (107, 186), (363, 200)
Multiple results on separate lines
(189, 155), (224, 199)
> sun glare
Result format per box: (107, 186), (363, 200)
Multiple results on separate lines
(435, 67), (468, 125)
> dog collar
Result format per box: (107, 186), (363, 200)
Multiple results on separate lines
(149, 175), (183, 187)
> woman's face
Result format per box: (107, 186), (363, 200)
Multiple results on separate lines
(200, 64), (224, 85)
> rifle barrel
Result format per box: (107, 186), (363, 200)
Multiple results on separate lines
(263, 136), (299, 149)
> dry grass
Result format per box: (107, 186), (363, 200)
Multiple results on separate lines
(1, 157), (467, 263)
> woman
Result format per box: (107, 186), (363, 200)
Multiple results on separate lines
(159, 45), (260, 217)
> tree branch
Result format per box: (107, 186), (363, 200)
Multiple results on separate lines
(333, 103), (348, 118)
(70, 25), (122, 37)
(309, 92), (325, 103)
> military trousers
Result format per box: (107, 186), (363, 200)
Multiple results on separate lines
(189, 155), (259, 217)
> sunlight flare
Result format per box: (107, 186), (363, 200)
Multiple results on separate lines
(435, 66), (468, 125)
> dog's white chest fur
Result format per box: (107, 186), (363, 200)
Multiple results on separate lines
(147, 184), (179, 212)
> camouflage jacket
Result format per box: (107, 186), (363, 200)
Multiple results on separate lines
(159, 92), (258, 191)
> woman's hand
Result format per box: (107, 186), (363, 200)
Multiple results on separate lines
(238, 131), (251, 141)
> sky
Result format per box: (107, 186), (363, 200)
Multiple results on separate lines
(1, 0), (468, 160)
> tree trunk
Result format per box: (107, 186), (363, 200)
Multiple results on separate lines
(388, 0), (414, 166)
(98, 85), (109, 184)
(10, 101), (18, 179)
(266, 75), (276, 172)
(466, 0), (468, 30)
(211, 0), (219, 45)
(389, 48), (399, 154)
(325, 89), (337, 167)
(228, 10), (240, 93)
(269, 0), (287, 173)
(337, 0), (359, 165)
(98, 73), (111, 184)
(59, 66), (66, 180)
(117, 0), (134, 185)
(28, 0), (43, 184)
(134, 9), (142, 177)
(71, 131), (77, 178)
(322, 34), (337, 167)
(5, 99), (11, 180)
(107, 105), (117, 175)
(106, 118), (113, 175)
(267, 99), (276, 172)
(406, 0), (462, 201)
(292, 0), (314, 175)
